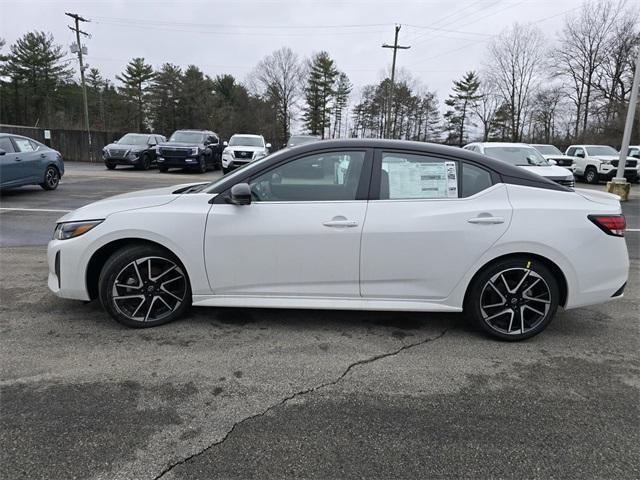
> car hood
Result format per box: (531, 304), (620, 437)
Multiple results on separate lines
(518, 165), (573, 178)
(56, 182), (206, 223)
(595, 155), (636, 162)
(541, 154), (574, 160)
(226, 145), (265, 152)
(105, 143), (146, 151)
(158, 142), (201, 148)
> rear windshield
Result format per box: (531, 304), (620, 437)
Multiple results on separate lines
(484, 146), (549, 166)
(585, 146), (618, 156)
(169, 132), (205, 143)
(533, 145), (562, 155)
(229, 136), (264, 147)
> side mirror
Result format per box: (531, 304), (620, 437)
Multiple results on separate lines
(0, 148), (5, 156)
(576, 152), (585, 158)
(223, 141), (228, 147)
(229, 183), (251, 205)
(265, 143), (272, 149)
(548, 159), (557, 165)
(113, 140), (118, 144)
(632, 153), (640, 159)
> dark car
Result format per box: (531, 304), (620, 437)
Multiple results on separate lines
(102, 133), (166, 170)
(0, 134), (64, 190)
(156, 130), (223, 173)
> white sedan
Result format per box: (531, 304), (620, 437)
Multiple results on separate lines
(47, 140), (629, 341)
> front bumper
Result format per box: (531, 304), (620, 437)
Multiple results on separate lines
(157, 156), (200, 168)
(599, 166), (638, 181)
(104, 156), (142, 165)
(222, 156), (253, 170)
(47, 238), (92, 301)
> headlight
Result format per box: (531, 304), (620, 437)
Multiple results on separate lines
(54, 220), (103, 240)
(600, 159), (611, 164)
(191, 147), (199, 155)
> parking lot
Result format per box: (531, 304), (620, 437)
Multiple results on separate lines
(1, 162), (639, 479)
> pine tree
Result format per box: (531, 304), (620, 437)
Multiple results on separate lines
(443, 71), (481, 145)
(149, 63), (182, 134)
(177, 65), (214, 129)
(116, 57), (154, 132)
(332, 72), (352, 138)
(302, 51), (338, 138)
(3, 31), (72, 126)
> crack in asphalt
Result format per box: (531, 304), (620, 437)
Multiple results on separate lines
(152, 327), (451, 480)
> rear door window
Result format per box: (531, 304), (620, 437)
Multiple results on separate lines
(379, 151), (459, 200)
(461, 163), (493, 197)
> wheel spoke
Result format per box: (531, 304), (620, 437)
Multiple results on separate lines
(483, 281), (507, 308)
(147, 258), (153, 281)
(131, 296), (147, 317)
(132, 261), (143, 287)
(155, 295), (173, 311)
(513, 270), (530, 293)
(151, 265), (176, 282)
(506, 309), (515, 333)
(483, 308), (512, 322)
(524, 304), (546, 317)
(160, 286), (182, 302)
(113, 294), (145, 301)
(144, 296), (158, 322)
(519, 306), (525, 334)
(161, 276), (183, 287)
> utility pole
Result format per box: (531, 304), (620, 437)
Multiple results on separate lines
(607, 47), (640, 201)
(382, 24), (410, 139)
(66, 12), (93, 161)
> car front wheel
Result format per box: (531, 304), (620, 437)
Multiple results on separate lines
(465, 257), (559, 341)
(584, 166), (598, 184)
(98, 245), (191, 328)
(40, 165), (60, 190)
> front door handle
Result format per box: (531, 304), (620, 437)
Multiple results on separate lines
(468, 216), (504, 225)
(323, 217), (359, 228)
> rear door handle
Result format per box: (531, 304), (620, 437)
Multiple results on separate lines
(468, 216), (504, 225)
(323, 219), (359, 228)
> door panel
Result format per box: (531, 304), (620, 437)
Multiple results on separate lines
(205, 201), (367, 296)
(361, 185), (512, 300)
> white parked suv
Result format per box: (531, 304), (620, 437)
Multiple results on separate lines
(530, 144), (576, 172)
(222, 134), (271, 174)
(565, 145), (639, 184)
(464, 142), (575, 187)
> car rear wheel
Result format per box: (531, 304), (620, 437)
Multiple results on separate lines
(40, 165), (60, 190)
(465, 257), (559, 341)
(158, 166), (168, 173)
(98, 245), (191, 328)
(584, 166), (598, 184)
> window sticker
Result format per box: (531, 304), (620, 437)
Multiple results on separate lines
(384, 158), (457, 199)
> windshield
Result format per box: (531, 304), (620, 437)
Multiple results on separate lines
(533, 145), (562, 155)
(169, 132), (205, 143)
(586, 146), (618, 156)
(287, 135), (319, 147)
(483, 146), (549, 166)
(118, 134), (148, 145)
(229, 136), (264, 147)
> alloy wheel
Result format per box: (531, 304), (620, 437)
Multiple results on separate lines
(111, 256), (187, 323)
(45, 167), (59, 188)
(479, 267), (551, 336)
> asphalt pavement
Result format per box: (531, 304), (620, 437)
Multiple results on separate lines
(1, 162), (638, 479)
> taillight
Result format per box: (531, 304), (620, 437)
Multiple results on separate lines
(588, 214), (626, 237)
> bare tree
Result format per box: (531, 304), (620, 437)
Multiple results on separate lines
(486, 23), (545, 142)
(473, 75), (500, 141)
(553, 0), (624, 139)
(251, 47), (303, 146)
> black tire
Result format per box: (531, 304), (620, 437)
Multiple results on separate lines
(584, 166), (599, 184)
(98, 244), (191, 328)
(213, 153), (222, 171)
(158, 166), (169, 173)
(197, 154), (207, 173)
(222, 166), (230, 175)
(137, 153), (151, 171)
(105, 162), (117, 170)
(40, 165), (60, 190)
(465, 256), (560, 341)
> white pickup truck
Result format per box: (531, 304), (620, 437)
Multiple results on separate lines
(565, 145), (639, 184)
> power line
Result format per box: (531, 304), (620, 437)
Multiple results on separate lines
(66, 12), (93, 161)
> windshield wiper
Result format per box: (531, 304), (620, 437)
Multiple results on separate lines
(173, 183), (209, 194)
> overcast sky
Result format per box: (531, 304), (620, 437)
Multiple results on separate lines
(1, 0), (583, 103)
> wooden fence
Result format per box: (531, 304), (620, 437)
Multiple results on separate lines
(0, 124), (122, 162)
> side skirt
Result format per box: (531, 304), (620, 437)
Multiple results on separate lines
(191, 295), (462, 312)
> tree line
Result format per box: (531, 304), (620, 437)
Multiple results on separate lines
(0, 0), (638, 149)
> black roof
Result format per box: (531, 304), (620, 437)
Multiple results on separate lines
(209, 138), (569, 193)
